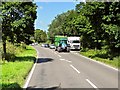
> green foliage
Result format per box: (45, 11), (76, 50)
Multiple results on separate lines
(48, 2), (120, 57)
(2, 46), (36, 88)
(80, 49), (119, 68)
(34, 29), (47, 43)
(1, 2), (37, 44)
(45, 40), (51, 44)
(1, 42), (26, 62)
(1, 2), (37, 60)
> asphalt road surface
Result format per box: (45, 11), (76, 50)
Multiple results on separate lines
(27, 45), (118, 90)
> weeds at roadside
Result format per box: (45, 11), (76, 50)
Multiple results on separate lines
(80, 49), (120, 68)
(1, 43), (36, 88)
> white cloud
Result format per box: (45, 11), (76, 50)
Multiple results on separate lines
(39, 6), (43, 10)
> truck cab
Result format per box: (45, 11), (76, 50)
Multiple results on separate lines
(68, 37), (80, 50)
(54, 36), (70, 52)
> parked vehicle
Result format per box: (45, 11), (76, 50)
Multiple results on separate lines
(31, 42), (38, 46)
(67, 37), (80, 50)
(41, 44), (46, 47)
(41, 43), (49, 48)
(45, 44), (49, 48)
(54, 36), (70, 52)
(49, 44), (55, 49)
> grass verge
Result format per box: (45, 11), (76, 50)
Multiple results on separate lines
(2, 45), (36, 89)
(80, 49), (120, 68)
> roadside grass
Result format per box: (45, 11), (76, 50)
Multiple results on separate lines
(80, 49), (119, 68)
(2, 45), (36, 89)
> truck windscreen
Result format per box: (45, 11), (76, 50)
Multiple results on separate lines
(72, 40), (80, 43)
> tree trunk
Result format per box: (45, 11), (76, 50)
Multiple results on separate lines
(3, 40), (6, 60)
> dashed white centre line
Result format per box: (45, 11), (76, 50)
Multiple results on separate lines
(70, 65), (80, 74)
(60, 59), (72, 63)
(86, 79), (98, 89)
(58, 55), (61, 57)
(60, 59), (65, 60)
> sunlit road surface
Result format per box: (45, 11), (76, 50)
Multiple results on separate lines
(27, 45), (118, 89)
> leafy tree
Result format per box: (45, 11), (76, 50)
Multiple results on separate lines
(76, 2), (120, 58)
(102, 2), (120, 54)
(1, 2), (37, 60)
(34, 29), (47, 43)
(48, 2), (120, 58)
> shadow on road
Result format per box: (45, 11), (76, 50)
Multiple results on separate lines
(27, 86), (60, 90)
(2, 82), (22, 90)
(36, 58), (54, 63)
(15, 56), (36, 62)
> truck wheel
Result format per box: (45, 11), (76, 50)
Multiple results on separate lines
(67, 47), (70, 52)
(57, 47), (61, 52)
(55, 47), (57, 51)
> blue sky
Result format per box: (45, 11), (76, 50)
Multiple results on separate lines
(34, 2), (82, 31)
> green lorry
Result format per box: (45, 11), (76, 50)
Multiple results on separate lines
(54, 35), (70, 52)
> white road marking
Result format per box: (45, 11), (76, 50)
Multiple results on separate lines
(60, 59), (65, 60)
(60, 59), (72, 63)
(70, 65), (80, 74)
(86, 79), (98, 89)
(23, 48), (39, 88)
(58, 55), (61, 57)
(80, 54), (118, 71)
(71, 52), (118, 71)
(64, 60), (72, 63)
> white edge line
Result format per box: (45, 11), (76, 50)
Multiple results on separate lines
(65, 60), (72, 63)
(72, 52), (118, 71)
(23, 47), (38, 88)
(70, 65), (80, 73)
(80, 54), (118, 71)
(86, 79), (98, 89)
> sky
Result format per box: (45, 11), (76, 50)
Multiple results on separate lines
(34, 1), (83, 31)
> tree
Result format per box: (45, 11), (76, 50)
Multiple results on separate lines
(48, 2), (120, 57)
(1, 2), (37, 60)
(76, 2), (120, 57)
(34, 29), (47, 43)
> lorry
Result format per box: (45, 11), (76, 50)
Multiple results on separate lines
(54, 36), (70, 52)
(67, 37), (80, 50)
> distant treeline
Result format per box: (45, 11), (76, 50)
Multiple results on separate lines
(48, 2), (120, 58)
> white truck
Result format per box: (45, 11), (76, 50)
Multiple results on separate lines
(67, 37), (80, 50)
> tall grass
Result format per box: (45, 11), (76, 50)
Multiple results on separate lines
(80, 49), (119, 68)
(1, 43), (36, 89)
(1, 42), (26, 62)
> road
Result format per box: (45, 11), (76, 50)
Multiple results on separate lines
(26, 45), (118, 89)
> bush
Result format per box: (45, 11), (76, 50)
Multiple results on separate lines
(2, 46), (36, 88)
(113, 56), (120, 68)
(80, 48), (119, 68)
(20, 42), (26, 49)
(2, 53), (16, 62)
(1, 42), (26, 62)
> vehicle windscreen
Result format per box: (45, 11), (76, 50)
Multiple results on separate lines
(72, 40), (80, 43)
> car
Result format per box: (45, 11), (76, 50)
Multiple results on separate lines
(34, 42), (38, 45)
(41, 44), (46, 47)
(31, 43), (35, 46)
(49, 44), (55, 49)
(45, 44), (49, 48)
(30, 42), (38, 46)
